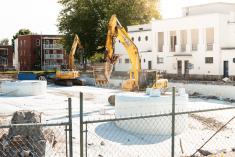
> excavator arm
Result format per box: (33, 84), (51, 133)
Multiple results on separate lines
(68, 34), (83, 70)
(103, 15), (141, 90)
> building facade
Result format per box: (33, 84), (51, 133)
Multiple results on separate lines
(115, 2), (235, 80)
(16, 35), (68, 71)
(0, 45), (14, 70)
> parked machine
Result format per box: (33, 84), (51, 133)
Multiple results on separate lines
(93, 14), (168, 91)
(55, 34), (83, 86)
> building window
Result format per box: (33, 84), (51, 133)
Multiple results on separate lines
(131, 37), (134, 41)
(145, 36), (148, 41)
(233, 58), (235, 63)
(45, 40), (49, 45)
(205, 57), (213, 64)
(143, 59), (146, 63)
(158, 32), (164, 52)
(157, 57), (164, 64)
(206, 27), (214, 51)
(44, 50), (49, 54)
(36, 39), (40, 46)
(170, 31), (177, 52)
(125, 58), (130, 64)
(118, 58), (122, 63)
(138, 36), (141, 42)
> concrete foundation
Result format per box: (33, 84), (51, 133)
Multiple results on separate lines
(0, 80), (47, 96)
(115, 92), (188, 135)
(169, 82), (235, 99)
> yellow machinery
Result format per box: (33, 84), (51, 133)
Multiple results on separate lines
(55, 34), (82, 86)
(93, 15), (141, 91)
(94, 14), (168, 91)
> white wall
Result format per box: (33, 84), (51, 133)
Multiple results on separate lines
(152, 13), (221, 75)
(183, 3), (235, 16)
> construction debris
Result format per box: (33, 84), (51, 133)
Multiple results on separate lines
(222, 77), (232, 83)
(0, 110), (56, 157)
(0, 73), (17, 81)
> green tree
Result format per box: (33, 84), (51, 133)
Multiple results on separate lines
(12, 28), (32, 48)
(0, 38), (9, 46)
(58, 0), (160, 61)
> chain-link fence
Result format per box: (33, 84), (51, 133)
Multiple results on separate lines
(0, 98), (73, 157)
(79, 90), (235, 157)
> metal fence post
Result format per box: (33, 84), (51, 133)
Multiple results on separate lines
(80, 92), (84, 157)
(171, 87), (176, 157)
(85, 122), (88, 157)
(68, 98), (73, 157)
(65, 125), (68, 157)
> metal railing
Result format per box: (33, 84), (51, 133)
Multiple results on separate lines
(192, 44), (198, 51)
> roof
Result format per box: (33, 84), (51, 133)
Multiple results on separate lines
(183, 2), (235, 9)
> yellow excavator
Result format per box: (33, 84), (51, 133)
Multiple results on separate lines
(94, 14), (168, 91)
(55, 34), (83, 86)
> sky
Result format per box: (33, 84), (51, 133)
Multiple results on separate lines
(1, 0), (235, 41)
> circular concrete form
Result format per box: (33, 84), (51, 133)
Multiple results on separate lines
(115, 91), (188, 135)
(0, 80), (47, 96)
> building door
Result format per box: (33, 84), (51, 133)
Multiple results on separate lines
(223, 61), (229, 77)
(177, 60), (182, 76)
(148, 61), (152, 70)
(184, 60), (189, 78)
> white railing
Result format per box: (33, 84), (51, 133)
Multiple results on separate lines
(181, 45), (186, 52)
(43, 44), (63, 49)
(207, 43), (213, 51)
(192, 44), (198, 51)
(44, 54), (63, 60)
(158, 46), (163, 52)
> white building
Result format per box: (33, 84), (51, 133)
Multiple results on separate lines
(115, 2), (235, 80)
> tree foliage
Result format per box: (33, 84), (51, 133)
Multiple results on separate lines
(57, 0), (160, 59)
(0, 38), (9, 46)
(12, 29), (32, 48)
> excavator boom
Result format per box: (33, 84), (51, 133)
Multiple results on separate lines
(93, 15), (141, 91)
(68, 34), (83, 70)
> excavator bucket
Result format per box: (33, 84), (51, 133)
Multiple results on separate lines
(92, 62), (113, 86)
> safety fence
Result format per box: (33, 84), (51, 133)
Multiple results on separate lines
(79, 89), (235, 157)
(0, 98), (73, 157)
(1, 89), (235, 157)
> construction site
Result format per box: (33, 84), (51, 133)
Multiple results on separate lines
(1, 0), (235, 157)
